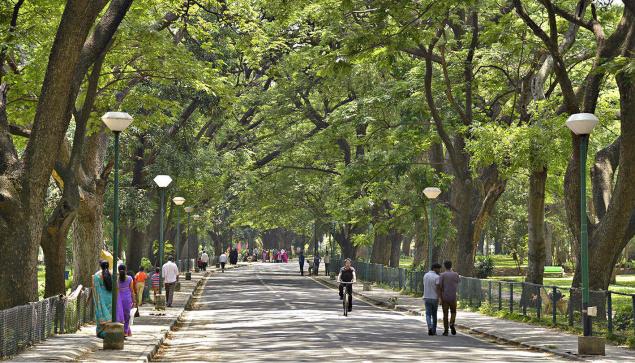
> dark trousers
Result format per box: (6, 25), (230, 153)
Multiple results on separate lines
(442, 300), (457, 331)
(314, 265), (319, 276)
(165, 282), (175, 306)
(299, 262), (304, 276)
(220, 262), (226, 272)
(324, 263), (330, 276)
(339, 283), (353, 311)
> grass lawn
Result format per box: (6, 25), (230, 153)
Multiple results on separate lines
(487, 254), (528, 269)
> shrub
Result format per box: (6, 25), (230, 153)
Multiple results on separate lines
(474, 255), (495, 279)
(613, 305), (633, 332)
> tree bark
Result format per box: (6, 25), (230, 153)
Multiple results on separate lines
(389, 230), (403, 268)
(526, 166), (547, 285)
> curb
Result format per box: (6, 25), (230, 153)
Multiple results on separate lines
(311, 277), (579, 361)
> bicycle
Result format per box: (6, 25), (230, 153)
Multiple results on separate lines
(339, 281), (354, 316)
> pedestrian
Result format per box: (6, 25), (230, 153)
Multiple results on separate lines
(282, 249), (288, 263)
(92, 260), (118, 338)
(201, 250), (209, 271)
(151, 267), (160, 303)
(298, 250), (305, 276)
(253, 247), (259, 261)
(423, 263), (442, 336)
(219, 251), (228, 272)
(118, 264), (135, 336)
(230, 248), (239, 265)
(162, 256), (180, 307)
(313, 253), (321, 276)
(134, 266), (148, 307)
(439, 260), (460, 336)
(324, 252), (331, 276)
(262, 249), (267, 262)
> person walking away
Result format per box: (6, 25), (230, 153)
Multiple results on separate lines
(92, 260), (115, 338)
(337, 258), (356, 312)
(439, 260), (460, 336)
(423, 263), (442, 335)
(230, 248), (239, 265)
(282, 249), (288, 263)
(118, 264), (135, 336)
(151, 267), (160, 303)
(162, 256), (180, 307)
(313, 253), (321, 276)
(134, 266), (148, 307)
(201, 250), (209, 271)
(298, 251), (306, 276)
(324, 252), (331, 276)
(262, 249), (267, 262)
(219, 251), (228, 272)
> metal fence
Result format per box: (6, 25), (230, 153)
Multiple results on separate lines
(331, 257), (635, 341)
(0, 286), (93, 359)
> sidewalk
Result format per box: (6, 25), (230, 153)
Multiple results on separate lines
(8, 264), (241, 362)
(312, 275), (633, 362)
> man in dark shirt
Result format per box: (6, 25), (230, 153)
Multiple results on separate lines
(439, 260), (460, 336)
(338, 258), (357, 312)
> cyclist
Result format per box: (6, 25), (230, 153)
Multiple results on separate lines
(337, 258), (356, 312)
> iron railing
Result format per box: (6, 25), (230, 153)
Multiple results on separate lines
(0, 286), (93, 359)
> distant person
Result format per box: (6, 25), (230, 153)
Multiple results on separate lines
(230, 248), (239, 265)
(219, 251), (228, 272)
(134, 266), (148, 307)
(253, 247), (259, 261)
(262, 249), (267, 262)
(201, 251), (209, 271)
(162, 256), (179, 307)
(439, 260), (460, 336)
(313, 253), (321, 276)
(118, 264), (135, 336)
(423, 263), (442, 335)
(151, 267), (160, 303)
(324, 252), (331, 276)
(93, 260), (116, 338)
(337, 258), (356, 312)
(298, 250), (306, 276)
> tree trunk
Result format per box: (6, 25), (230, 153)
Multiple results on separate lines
(389, 230), (402, 268)
(371, 231), (391, 265)
(413, 219), (426, 268)
(72, 186), (105, 289)
(526, 166), (547, 285)
(333, 224), (357, 260)
(401, 235), (410, 257)
(41, 205), (75, 297)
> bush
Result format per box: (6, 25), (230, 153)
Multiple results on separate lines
(613, 305), (633, 332)
(474, 255), (495, 279)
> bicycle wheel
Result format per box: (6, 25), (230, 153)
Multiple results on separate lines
(343, 292), (348, 316)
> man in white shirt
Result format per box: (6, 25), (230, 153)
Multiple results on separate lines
(162, 256), (179, 307)
(219, 252), (228, 272)
(200, 251), (209, 271)
(423, 263), (442, 335)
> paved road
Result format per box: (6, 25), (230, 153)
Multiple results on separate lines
(154, 263), (557, 362)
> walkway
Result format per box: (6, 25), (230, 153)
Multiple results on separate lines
(154, 263), (556, 362)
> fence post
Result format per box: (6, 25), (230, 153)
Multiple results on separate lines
(606, 291), (613, 335)
(509, 283), (514, 313)
(399, 268), (403, 290)
(498, 282), (502, 311)
(488, 281), (492, 306)
(521, 282), (527, 316)
(536, 285), (541, 320)
(552, 286), (557, 325)
(631, 295), (635, 337)
(568, 289), (574, 327)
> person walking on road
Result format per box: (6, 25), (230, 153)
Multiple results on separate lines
(423, 263), (442, 335)
(323, 252), (331, 276)
(162, 256), (180, 307)
(313, 253), (321, 276)
(219, 251), (228, 272)
(200, 250), (209, 271)
(92, 260), (116, 338)
(134, 266), (148, 307)
(439, 260), (460, 336)
(298, 250), (306, 276)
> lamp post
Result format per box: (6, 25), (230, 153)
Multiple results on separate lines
(423, 187), (442, 270)
(172, 197), (185, 290)
(153, 175), (172, 304)
(101, 112), (133, 349)
(184, 206), (194, 280)
(566, 114), (600, 345)
(193, 214), (201, 271)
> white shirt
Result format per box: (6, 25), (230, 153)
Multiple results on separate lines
(201, 253), (209, 263)
(162, 261), (179, 284)
(219, 253), (228, 263)
(423, 270), (440, 300)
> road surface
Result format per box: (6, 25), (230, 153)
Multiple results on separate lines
(154, 263), (556, 362)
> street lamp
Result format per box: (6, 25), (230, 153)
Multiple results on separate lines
(193, 214), (201, 271)
(184, 206), (194, 280)
(172, 197), (185, 279)
(153, 175), (172, 307)
(566, 113), (598, 345)
(423, 187), (442, 270)
(101, 111), (133, 350)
